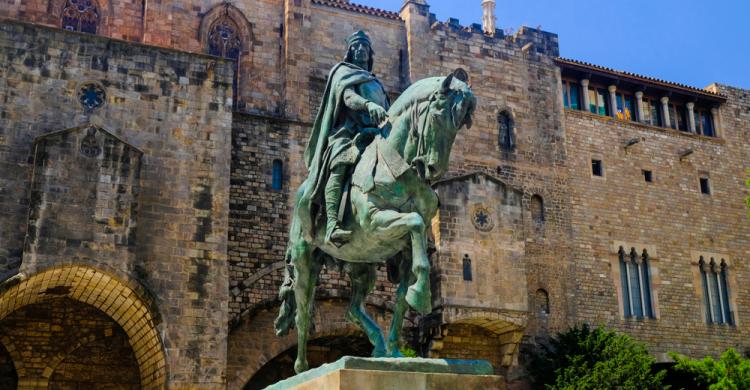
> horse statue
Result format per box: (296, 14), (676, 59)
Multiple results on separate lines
(274, 72), (476, 373)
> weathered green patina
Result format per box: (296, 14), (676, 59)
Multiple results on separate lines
(274, 31), (476, 374)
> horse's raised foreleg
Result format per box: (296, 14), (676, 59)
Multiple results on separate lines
(292, 241), (322, 373)
(345, 262), (387, 357)
(386, 255), (413, 357)
(369, 210), (432, 314)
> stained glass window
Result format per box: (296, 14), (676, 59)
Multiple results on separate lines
(208, 17), (242, 108)
(62, 0), (99, 34)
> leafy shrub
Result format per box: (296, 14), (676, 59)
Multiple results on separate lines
(528, 324), (666, 390)
(670, 348), (750, 390)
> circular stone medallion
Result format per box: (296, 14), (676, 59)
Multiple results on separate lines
(470, 204), (494, 232)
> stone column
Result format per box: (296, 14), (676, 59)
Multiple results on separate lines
(608, 85), (617, 118)
(711, 107), (720, 136)
(581, 79), (590, 112)
(660, 96), (671, 128)
(635, 91), (645, 122)
(686, 102), (696, 133)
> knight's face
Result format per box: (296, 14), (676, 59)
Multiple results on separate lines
(351, 41), (370, 65)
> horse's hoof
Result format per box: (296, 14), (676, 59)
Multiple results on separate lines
(294, 359), (309, 374)
(372, 347), (388, 358)
(387, 347), (405, 358)
(406, 286), (432, 314)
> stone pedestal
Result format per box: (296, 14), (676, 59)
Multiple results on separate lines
(265, 357), (505, 390)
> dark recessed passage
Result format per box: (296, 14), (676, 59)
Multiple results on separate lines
(700, 177), (711, 195)
(592, 159), (603, 177)
(643, 170), (653, 183)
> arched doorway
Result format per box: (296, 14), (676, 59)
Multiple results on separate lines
(244, 334), (372, 389)
(0, 265), (166, 389)
(0, 340), (18, 389)
(0, 298), (140, 389)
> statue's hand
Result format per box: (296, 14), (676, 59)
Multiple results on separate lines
(366, 102), (388, 126)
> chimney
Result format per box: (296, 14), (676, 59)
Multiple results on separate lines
(481, 0), (496, 36)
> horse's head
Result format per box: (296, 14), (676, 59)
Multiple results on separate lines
(411, 72), (476, 183)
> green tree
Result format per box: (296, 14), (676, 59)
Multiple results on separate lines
(528, 324), (667, 390)
(670, 348), (750, 390)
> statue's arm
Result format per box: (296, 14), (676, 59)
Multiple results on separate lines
(343, 87), (388, 126)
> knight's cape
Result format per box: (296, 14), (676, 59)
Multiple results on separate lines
(300, 62), (378, 236)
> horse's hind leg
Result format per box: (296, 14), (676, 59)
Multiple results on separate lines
(345, 262), (387, 357)
(292, 242), (322, 373)
(386, 255), (413, 357)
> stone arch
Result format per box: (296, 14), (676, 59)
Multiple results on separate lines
(0, 335), (24, 383)
(227, 298), (391, 390)
(530, 194), (545, 225)
(438, 309), (526, 369)
(534, 288), (550, 315)
(0, 265), (166, 389)
(53, 0), (114, 36)
(199, 3), (254, 108)
(199, 3), (253, 56)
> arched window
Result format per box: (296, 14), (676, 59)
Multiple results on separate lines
(462, 254), (472, 281)
(699, 257), (732, 325)
(619, 247), (654, 319)
(535, 289), (549, 315)
(272, 160), (283, 191)
(498, 111), (514, 150)
(62, 0), (99, 34)
(208, 16), (242, 107)
(530, 195), (544, 225)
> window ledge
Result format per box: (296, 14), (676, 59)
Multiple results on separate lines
(564, 109), (725, 144)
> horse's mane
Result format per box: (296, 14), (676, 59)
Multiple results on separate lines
(388, 77), (445, 118)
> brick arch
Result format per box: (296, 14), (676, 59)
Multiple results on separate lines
(0, 335), (25, 379)
(0, 265), (166, 389)
(442, 310), (527, 368)
(227, 299), (391, 390)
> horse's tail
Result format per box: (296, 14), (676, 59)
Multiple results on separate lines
(274, 247), (297, 336)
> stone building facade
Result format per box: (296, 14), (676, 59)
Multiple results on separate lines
(0, 0), (748, 388)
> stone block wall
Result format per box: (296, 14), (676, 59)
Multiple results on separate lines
(564, 83), (750, 359)
(0, 20), (233, 387)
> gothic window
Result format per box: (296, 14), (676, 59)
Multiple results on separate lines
(272, 160), (283, 191)
(699, 257), (733, 325)
(462, 254), (472, 281)
(498, 111), (514, 150)
(61, 0), (99, 34)
(208, 16), (242, 107)
(530, 195), (544, 225)
(619, 247), (654, 319)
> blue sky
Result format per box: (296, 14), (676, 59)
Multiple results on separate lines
(355, 0), (750, 89)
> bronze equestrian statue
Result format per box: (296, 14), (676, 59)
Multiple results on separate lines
(275, 30), (476, 374)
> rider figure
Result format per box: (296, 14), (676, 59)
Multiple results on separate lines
(302, 30), (390, 246)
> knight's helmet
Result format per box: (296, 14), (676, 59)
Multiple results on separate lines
(344, 30), (374, 72)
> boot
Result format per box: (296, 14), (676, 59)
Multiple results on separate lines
(325, 172), (352, 247)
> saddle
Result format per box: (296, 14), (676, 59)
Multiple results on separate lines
(351, 136), (411, 194)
